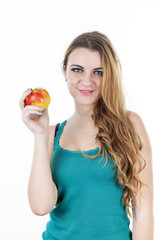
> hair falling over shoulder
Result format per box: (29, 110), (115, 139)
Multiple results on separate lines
(62, 31), (147, 218)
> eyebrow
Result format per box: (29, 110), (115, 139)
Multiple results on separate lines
(70, 64), (103, 70)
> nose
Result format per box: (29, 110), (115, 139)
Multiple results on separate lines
(81, 72), (92, 86)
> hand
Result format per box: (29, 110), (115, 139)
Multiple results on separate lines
(19, 89), (49, 135)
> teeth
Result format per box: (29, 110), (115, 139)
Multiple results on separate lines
(83, 90), (91, 92)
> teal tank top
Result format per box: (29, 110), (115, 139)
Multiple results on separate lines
(42, 120), (132, 240)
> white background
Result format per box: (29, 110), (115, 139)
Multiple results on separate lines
(0, 0), (159, 239)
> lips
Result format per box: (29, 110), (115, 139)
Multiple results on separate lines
(79, 89), (94, 96)
(81, 90), (93, 92)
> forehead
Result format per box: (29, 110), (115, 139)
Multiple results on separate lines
(67, 47), (102, 67)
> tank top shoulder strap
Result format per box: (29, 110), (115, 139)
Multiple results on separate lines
(54, 120), (67, 148)
(54, 123), (60, 138)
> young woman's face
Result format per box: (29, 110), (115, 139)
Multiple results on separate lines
(65, 47), (103, 107)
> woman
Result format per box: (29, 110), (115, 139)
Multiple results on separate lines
(19, 31), (154, 240)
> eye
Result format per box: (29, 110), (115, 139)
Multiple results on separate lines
(71, 68), (83, 73)
(94, 70), (103, 76)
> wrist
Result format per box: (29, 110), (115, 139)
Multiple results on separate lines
(34, 129), (49, 139)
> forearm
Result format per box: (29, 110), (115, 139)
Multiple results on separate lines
(28, 131), (58, 215)
(132, 213), (154, 240)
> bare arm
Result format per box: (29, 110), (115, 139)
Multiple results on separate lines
(28, 126), (58, 216)
(128, 111), (154, 240)
(19, 89), (58, 216)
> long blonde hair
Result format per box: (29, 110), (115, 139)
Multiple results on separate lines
(62, 31), (147, 217)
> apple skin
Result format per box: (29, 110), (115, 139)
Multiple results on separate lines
(24, 87), (51, 109)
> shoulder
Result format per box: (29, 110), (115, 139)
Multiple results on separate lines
(127, 110), (143, 132)
(127, 111), (152, 174)
(127, 111), (145, 134)
(48, 125), (56, 144)
(49, 125), (56, 135)
(127, 110), (150, 144)
(127, 110), (143, 125)
(49, 125), (56, 132)
(47, 125), (56, 165)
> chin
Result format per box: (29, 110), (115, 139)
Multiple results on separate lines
(75, 99), (99, 107)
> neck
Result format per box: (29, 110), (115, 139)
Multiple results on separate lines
(70, 102), (96, 126)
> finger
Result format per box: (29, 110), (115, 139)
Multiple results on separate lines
(41, 107), (48, 114)
(22, 109), (43, 123)
(19, 88), (32, 111)
(23, 105), (45, 112)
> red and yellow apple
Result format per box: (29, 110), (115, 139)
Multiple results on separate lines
(24, 87), (51, 109)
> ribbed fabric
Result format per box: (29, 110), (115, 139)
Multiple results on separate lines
(42, 120), (132, 240)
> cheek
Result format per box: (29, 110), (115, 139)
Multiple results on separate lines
(96, 79), (103, 90)
(67, 72), (79, 84)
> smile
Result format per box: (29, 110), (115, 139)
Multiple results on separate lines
(79, 90), (94, 96)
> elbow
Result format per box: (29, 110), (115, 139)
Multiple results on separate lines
(32, 209), (49, 216)
(30, 203), (56, 216)
(28, 197), (57, 216)
(27, 187), (58, 216)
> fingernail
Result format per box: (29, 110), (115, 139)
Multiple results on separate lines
(26, 88), (32, 92)
(39, 107), (44, 109)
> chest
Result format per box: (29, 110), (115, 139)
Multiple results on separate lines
(59, 125), (100, 152)
(51, 149), (123, 203)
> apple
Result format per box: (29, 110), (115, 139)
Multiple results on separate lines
(24, 87), (51, 109)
